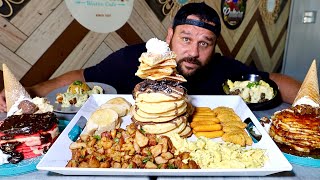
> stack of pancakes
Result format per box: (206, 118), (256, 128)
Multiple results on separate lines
(269, 109), (320, 153)
(132, 38), (192, 137)
(0, 64), (58, 164)
(135, 42), (186, 82)
(269, 60), (320, 154)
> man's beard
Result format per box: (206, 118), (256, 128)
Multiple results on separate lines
(176, 57), (202, 77)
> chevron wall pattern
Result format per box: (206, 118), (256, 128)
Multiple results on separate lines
(0, 0), (291, 91)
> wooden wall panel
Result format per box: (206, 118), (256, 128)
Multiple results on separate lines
(20, 20), (89, 86)
(104, 32), (128, 52)
(0, 0), (292, 91)
(161, 13), (172, 30)
(127, 8), (157, 42)
(0, 44), (30, 80)
(83, 43), (113, 69)
(50, 31), (109, 78)
(134, 0), (167, 40)
(265, 2), (290, 46)
(16, 1), (73, 65)
(10, 0), (62, 36)
(115, 23), (144, 45)
(0, 17), (27, 51)
(271, 33), (287, 70)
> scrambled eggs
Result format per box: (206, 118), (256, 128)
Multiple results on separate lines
(56, 81), (103, 107)
(227, 80), (274, 103)
(168, 134), (268, 168)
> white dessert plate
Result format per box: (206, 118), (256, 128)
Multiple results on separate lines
(37, 94), (292, 176)
(46, 82), (117, 114)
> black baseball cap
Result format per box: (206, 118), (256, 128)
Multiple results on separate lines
(172, 2), (221, 37)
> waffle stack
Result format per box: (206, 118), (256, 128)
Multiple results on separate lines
(269, 60), (320, 153)
(132, 38), (192, 137)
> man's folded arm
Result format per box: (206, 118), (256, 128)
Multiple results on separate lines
(27, 69), (85, 97)
(269, 73), (301, 104)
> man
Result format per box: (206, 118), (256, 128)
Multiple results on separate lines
(0, 2), (301, 112)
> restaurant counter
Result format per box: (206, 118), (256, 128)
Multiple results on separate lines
(1, 103), (320, 179)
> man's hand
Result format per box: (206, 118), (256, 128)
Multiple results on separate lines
(0, 89), (7, 112)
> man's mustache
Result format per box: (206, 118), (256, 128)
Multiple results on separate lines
(178, 57), (202, 66)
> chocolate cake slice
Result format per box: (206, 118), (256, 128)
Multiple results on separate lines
(0, 112), (59, 164)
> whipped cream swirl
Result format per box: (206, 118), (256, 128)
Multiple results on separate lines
(293, 96), (320, 108)
(146, 38), (170, 54)
(7, 96), (53, 117)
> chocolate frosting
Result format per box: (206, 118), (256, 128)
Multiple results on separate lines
(132, 79), (186, 99)
(0, 112), (57, 164)
(0, 112), (58, 137)
(0, 142), (23, 164)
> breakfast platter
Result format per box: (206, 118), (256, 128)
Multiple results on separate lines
(36, 94), (292, 176)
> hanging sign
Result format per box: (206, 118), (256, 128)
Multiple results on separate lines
(221, 0), (246, 29)
(65, 0), (134, 33)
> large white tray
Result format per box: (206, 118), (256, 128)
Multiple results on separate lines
(37, 94), (292, 176)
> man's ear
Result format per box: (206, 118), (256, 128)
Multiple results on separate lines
(166, 27), (174, 44)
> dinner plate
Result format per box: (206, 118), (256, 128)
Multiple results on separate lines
(46, 82), (117, 114)
(37, 94), (292, 176)
(222, 74), (282, 111)
(0, 120), (81, 177)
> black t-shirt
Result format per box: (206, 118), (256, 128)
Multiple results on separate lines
(84, 43), (269, 95)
